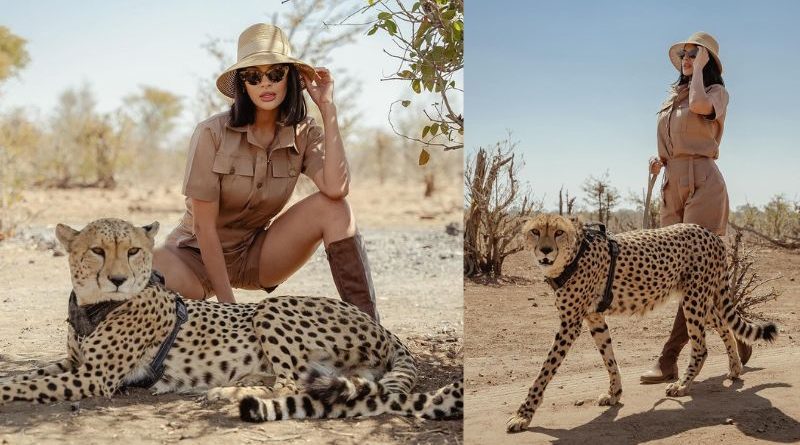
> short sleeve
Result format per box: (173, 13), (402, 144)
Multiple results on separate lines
(301, 119), (325, 178)
(181, 124), (221, 202)
(705, 85), (729, 122)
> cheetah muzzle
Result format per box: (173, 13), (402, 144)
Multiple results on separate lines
(506, 214), (777, 433)
(0, 218), (462, 423)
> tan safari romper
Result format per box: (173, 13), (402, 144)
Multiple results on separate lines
(657, 83), (730, 235)
(165, 112), (325, 297)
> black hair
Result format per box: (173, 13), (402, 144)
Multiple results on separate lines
(228, 64), (307, 127)
(674, 51), (725, 88)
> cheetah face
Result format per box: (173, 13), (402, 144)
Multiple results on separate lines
(55, 218), (159, 305)
(522, 214), (579, 275)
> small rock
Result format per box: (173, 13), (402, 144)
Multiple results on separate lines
(725, 418), (734, 425)
(757, 427), (766, 433)
(559, 385), (564, 389)
(53, 250), (65, 257)
(28, 260), (35, 264)
(70, 403), (80, 412)
(478, 373), (485, 377)
(574, 400), (584, 406)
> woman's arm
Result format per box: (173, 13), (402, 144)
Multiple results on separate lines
(304, 68), (350, 199)
(192, 198), (236, 303)
(688, 47), (714, 116)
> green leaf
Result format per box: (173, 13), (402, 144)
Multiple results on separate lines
(385, 19), (398, 36)
(401, 100), (411, 107)
(422, 125), (430, 138)
(418, 148), (430, 166)
(367, 25), (378, 36)
(412, 79), (421, 94)
(431, 123), (439, 136)
(377, 12), (393, 20)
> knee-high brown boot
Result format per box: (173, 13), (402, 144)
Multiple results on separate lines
(325, 233), (380, 323)
(641, 305), (687, 383)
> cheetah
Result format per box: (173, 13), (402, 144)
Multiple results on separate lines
(506, 214), (777, 433)
(0, 218), (463, 422)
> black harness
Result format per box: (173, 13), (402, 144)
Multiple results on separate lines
(67, 272), (188, 389)
(544, 223), (620, 313)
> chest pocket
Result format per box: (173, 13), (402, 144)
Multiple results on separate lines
(262, 147), (301, 214)
(679, 104), (715, 139)
(212, 154), (255, 211)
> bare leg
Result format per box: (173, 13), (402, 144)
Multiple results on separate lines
(152, 247), (206, 300)
(258, 192), (355, 288)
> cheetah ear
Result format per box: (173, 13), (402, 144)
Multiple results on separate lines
(55, 223), (80, 249)
(141, 222), (160, 241)
(567, 215), (582, 229)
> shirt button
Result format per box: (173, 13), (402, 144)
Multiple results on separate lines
(256, 183), (263, 189)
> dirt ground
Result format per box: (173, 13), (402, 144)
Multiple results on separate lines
(0, 179), (464, 445)
(465, 241), (800, 444)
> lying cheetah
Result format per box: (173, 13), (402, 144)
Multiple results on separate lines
(0, 218), (462, 422)
(506, 214), (777, 432)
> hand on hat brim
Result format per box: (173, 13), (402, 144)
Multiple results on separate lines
(693, 46), (709, 70)
(302, 67), (334, 107)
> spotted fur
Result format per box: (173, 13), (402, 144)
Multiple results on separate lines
(506, 214), (778, 433)
(0, 218), (463, 422)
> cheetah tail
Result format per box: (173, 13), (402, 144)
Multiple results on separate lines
(719, 286), (778, 344)
(238, 381), (464, 422)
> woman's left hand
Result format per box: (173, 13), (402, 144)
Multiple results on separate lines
(694, 46), (709, 70)
(303, 67), (335, 107)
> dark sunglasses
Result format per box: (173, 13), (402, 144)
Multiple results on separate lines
(238, 65), (290, 86)
(676, 48), (699, 59)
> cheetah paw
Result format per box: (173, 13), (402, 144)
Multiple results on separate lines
(506, 414), (532, 433)
(727, 363), (743, 380)
(597, 393), (620, 406)
(206, 387), (272, 403)
(665, 382), (690, 397)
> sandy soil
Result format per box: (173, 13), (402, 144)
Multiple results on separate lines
(0, 179), (464, 445)
(465, 242), (800, 444)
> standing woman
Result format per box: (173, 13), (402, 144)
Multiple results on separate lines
(152, 24), (378, 321)
(641, 32), (750, 383)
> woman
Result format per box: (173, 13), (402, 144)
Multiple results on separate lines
(641, 31), (750, 383)
(152, 23), (378, 321)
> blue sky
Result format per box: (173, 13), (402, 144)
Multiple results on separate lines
(467, 0), (800, 208)
(1, 0), (414, 136)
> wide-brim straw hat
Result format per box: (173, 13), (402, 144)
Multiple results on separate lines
(216, 23), (318, 99)
(668, 31), (723, 74)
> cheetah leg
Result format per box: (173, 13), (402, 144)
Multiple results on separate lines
(3, 359), (76, 383)
(0, 368), (111, 405)
(206, 386), (277, 403)
(666, 299), (708, 397)
(585, 313), (622, 406)
(711, 310), (742, 380)
(507, 316), (583, 433)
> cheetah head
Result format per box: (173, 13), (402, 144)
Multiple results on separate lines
(522, 214), (580, 276)
(55, 218), (159, 305)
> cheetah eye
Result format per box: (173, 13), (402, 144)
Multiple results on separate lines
(90, 247), (105, 256)
(530, 229), (540, 236)
(555, 230), (564, 237)
(128, 248), (141, 256)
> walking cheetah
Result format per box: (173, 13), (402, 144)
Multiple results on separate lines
(0, 218), (462, 422)
(506, 214), (777, 432)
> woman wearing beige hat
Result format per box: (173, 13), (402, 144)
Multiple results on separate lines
(641, 31), (750, 383)
(152, 23), (379, 321)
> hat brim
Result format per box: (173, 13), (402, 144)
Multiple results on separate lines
(669, 41), (724, 75)
(216, 52), (318, 98)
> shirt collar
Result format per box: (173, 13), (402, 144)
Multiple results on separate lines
(225, 121), (298, 153)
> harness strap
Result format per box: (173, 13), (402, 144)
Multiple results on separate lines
(127, 296), (188, 389)
(545, 223), (619, 313)
(597, 237), (619, 313)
